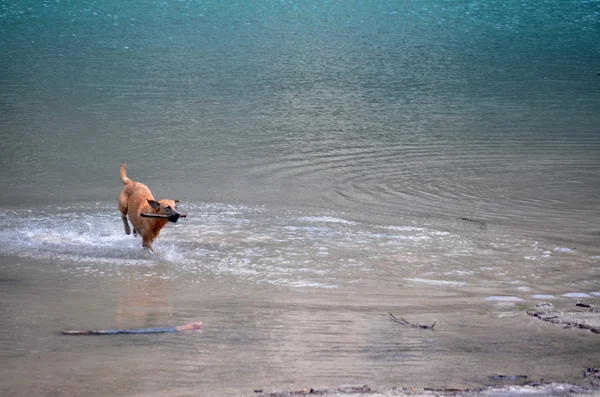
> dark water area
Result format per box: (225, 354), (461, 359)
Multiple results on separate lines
(1, 1), (599, 396)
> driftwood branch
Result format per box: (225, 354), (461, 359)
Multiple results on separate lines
(62, 322), (202, 335)
(389, 313), (436, 330)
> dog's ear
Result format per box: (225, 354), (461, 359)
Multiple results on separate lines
(174, 200), (180, 204)
(147, 199), (161, 210)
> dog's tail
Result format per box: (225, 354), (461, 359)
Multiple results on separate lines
(120, 163), (132, 185)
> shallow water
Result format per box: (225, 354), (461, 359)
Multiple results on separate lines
(1, 0), (600, 395)
(1, 203), (599, 396)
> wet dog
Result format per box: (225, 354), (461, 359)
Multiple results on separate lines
(117, 163), (183, 251)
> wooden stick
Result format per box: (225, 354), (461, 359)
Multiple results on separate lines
(140, 213), (187, 219)
(62, 321), (202, 335)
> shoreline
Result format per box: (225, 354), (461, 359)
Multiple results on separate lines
(252, 382), (600, 397)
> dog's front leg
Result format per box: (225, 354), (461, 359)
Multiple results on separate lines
(121, 215), (131, 235)
(142, 238), (153, 251)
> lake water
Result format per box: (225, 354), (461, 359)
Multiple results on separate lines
(1, 1), (599, 396)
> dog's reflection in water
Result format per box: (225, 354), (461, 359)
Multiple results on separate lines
(114, 266), (174, 329)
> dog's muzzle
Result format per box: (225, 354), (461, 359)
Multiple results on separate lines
(168, 212), (183, 223)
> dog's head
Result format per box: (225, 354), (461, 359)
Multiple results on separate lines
(147, 199), (182, 222)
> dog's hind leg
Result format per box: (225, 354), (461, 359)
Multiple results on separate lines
(122, 215), (132, 235)
(118, 193), (131, 235)
(121, 215), (131, 235)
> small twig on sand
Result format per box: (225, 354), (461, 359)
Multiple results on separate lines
(389, 313), (436, 330)
(584, 367), (600, 379)
(459, 217), (486, 227)
(489, 375), (528, 381)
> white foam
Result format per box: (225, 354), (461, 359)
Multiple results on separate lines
(562, 292), (591, 298)
(514, 286), (532, 291)
(296, 216), (356, 225)
(403, 278), (467, 287)
(386, 234), (432, 241)
(486, 296), (523, 302)
(385, 225), (427, 232)
(282, 280), (338, 289)
(532, 294), (556, 299)
(553, 247), (574, 253)
(284, 225), (330, 232)
(4, 203), (589, 295)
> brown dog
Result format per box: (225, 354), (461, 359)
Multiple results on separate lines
(118, 163), (182, 251)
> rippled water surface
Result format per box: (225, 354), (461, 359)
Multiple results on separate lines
(1, 0), (599, 396)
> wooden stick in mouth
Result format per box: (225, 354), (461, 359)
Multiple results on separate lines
(140, 213), (187, 219)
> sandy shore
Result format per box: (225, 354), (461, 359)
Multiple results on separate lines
(252, 382), (599, 397)
(253, 302), (600, 397)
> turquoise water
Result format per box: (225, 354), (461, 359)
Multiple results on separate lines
(1, 1), (599, 396)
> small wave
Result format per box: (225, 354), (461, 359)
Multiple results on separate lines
(295, 216), (357, 225)
(403, 278), (467, 287)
